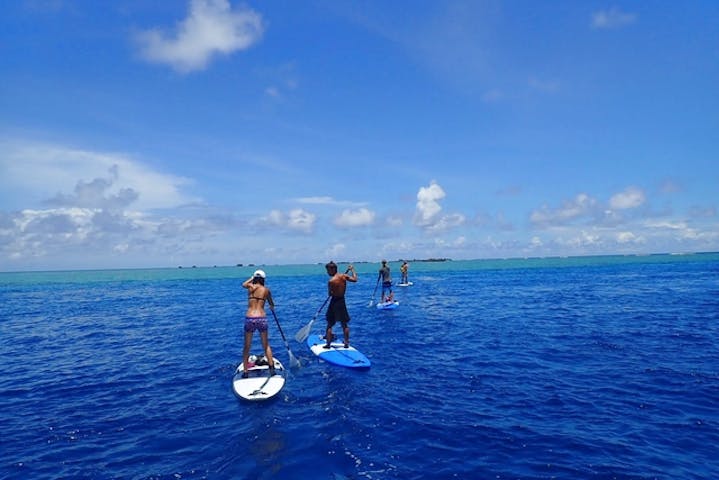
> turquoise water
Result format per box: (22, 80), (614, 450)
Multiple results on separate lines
(1, 253), (718, 479)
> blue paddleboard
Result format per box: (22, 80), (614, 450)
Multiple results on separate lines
(306, 334), (371, 369)
(376, 300), (399, 310)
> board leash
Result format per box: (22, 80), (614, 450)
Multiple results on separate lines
(249, 367), (279, 396)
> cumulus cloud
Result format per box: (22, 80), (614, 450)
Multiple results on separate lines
(610, 187), (645, 210)
(414, 181), (446, 227)
(0, 140), (261, 268)
(1, 141), (196, 211)
(46, 166), (139, 211)
(529, 236), (543, 248)
(413, 181), (466, 233)
(261, 208), (316, 233)
(334, 208), (375, 228)
(135, 0), (264, 73)
(591, 8), (636, 29)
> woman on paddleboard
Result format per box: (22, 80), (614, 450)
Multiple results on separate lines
(324, 261), (357, 349)
(241, 270), (276, 378)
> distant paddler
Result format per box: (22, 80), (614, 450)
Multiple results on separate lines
(400, 260), (409, 284)
(378, 260), (394, 302)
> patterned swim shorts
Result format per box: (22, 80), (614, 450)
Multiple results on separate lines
(244, 316), (268, 333)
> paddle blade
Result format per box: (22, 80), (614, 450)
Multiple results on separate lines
(288, 350), (301, 369)
(294, 320), (313, 343)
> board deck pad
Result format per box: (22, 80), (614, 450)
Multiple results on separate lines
(232, 357), (286, 401)
(306, 333), (371, 369)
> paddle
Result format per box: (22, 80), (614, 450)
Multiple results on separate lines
(368, 274), (380, 307)
(295, 296), (330, 343)
(271, 309), (301, 369)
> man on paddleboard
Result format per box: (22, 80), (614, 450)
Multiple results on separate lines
(378, 260), (393, 302)
(324, 261), (357, 349)
(400, 261), (409, 284)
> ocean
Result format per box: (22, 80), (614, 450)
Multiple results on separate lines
(1, 254), (718, 479)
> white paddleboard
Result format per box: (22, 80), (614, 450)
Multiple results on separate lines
(397, 281), (413, 287)
(232, 357), (286, 401)
(376, 300), (400, 310)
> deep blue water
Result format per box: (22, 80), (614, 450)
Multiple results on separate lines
(1, 256), (719, 479)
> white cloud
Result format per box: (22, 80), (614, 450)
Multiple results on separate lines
(334, 208), (375, 228)
(1, 141), (196, 211)
(610, 187), (645, 210)
(287, 209), (315, 233)
(530, 193), (598, 227)
(561, 230), (602, 248)
(263, 209), (285, 226)
(426, 213), (466, 233)
(413, 181), (467, 234)
(326, 243), (346, 258)
(135, 0), (264, 73)
(295, 196), (366, 207)
(386, 215), (403, 227)
(414, 181), (446, 226)
(260, 208), (316, 233)
(591, 8), (636, 30)
(432, 236), (467, 251)
(616, 231), (644, 244)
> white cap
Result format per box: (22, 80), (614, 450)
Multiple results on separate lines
(253, 269), (266, 279)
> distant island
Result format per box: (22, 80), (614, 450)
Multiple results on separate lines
(348, 258), (451, 264)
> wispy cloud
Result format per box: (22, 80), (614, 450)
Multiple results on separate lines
(135, 0), (264, 73)
(591, 8), (637, 30)
(530, 193), (599, 227)
(295, 196), (366, 207)
(528, 76), (560, 93)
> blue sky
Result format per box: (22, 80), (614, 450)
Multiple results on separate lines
(1, 1), (718, 271)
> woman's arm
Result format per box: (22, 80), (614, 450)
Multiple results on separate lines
(267, 289), (275, 311)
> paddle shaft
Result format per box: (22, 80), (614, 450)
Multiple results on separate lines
(369, 275), (380, 306)
(271, 309), (300, 367)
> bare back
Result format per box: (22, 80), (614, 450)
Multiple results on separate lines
(328, 272), (357, 297)
(244, 283), (273, 317)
